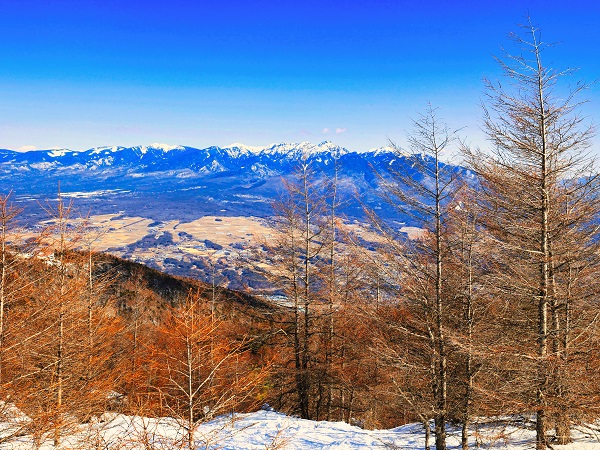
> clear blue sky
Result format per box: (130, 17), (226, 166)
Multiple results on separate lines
(1, 0), (599, 152)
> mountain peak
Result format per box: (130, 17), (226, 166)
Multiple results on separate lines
(224, 143), (266, 154)
(47, 149), (70, 158)
(366, 145), (411, 157)
(260, 141), (349, 157)
(147, 143), (185, 152)
(89, 145), (126, 155)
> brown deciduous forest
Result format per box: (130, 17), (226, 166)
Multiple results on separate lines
(2, 23), (600, 450)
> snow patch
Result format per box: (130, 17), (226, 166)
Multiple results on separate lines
(367, 145), (408, 156)
(48, 149), (69, 157)
(90, 146), (125, 155)
(148, 143), (185, 152)
(1, 409), (596, 450)
(225, 143), (267, 154)
(263, 141), (349, 158)
(30, 162), (57, 170)
(60, 189), (129, 199)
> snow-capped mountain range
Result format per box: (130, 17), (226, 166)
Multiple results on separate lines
(0, 141), (464, 286)
(0, 141), (460, 223)
(0, 141), (384, 174)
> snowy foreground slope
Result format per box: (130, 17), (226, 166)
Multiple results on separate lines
(2, 409), (600, 449)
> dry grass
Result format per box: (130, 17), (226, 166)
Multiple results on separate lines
(175, 216), (274, 246)
(82, 214), (273, 251)
(86, 214), (155, 249)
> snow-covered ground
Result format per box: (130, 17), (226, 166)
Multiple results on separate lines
(2, 407), (600, 449)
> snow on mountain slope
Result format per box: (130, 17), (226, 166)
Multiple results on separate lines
(135, 143), (187, 155)
(90, 146), (126, 155)
(0, 141), (388, 177)
(225, 143), (266, 153)
(47, 149), (69, 158)
(261, 141), (349, 158)
(0, 141), (465, 225)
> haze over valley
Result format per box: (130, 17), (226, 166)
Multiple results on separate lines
(1, 141), (455, 289)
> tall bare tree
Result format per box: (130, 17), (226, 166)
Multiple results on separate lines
(463, 20), (600, 449)
(371, 104), (461, 450)
(443, 187), (489, 450)
(43, 188), (79, 446)
(267, 155), (330, 419)
(0, 193), (22, 384)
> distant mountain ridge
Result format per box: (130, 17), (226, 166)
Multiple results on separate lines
(0, 141), (465, 288)
(0, 141), (463, 224)
(0, 141), (383, 174)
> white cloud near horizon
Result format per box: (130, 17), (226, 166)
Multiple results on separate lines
(16, 145), (37, 152)
(335, 128), (347, 134)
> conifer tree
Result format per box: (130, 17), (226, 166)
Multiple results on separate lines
(370, 105), (461, 450)
(463, 21), (600, 448)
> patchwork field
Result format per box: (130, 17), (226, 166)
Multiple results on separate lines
(85, 214), (274, 252)
(176, 216), (275, 246)
(30, 212), (417, 292)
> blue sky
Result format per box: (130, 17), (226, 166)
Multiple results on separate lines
(1, 0), (599, 152)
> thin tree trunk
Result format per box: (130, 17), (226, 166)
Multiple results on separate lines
(187, 336), (194, 450)
(434, 140), (447, 450)
(325, 164), (338, 421)
(462, 212), (476, 450)
(300, 162), (312, 420)
(552, 254), (572, 445)
(87, 246), (94, 380)
(54, 187), (67, 447)
(0, 201), (7, 383)
(536, 42), (550, 450)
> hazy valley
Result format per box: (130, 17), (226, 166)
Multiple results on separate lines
(0, 141), (452, 290)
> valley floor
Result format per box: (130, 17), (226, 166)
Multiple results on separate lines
(2, 408), (600, 449)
